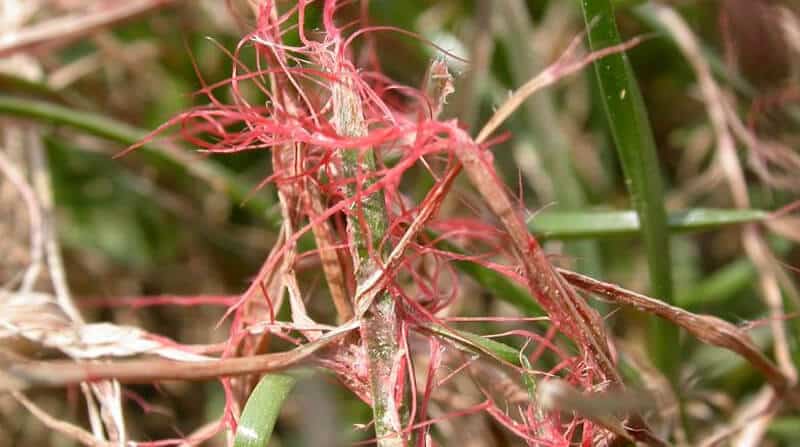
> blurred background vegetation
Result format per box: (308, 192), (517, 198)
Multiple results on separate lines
(1, 0), (799, 445)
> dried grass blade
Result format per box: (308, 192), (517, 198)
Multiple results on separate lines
(559, 268), (800, 406)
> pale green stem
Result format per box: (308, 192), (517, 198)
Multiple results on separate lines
(332, 77), (404, 447)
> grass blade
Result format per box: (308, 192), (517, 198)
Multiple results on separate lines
(234, 373), (296, 447)
(678, 239), (791, 309)
(529, 208), (767, 240)
(580, 0), (679, 378)
(768, 418), (800, 443)
(432, 236), (543, 317)
(0, 94), (278, 226)
(423, 324), (522, 367)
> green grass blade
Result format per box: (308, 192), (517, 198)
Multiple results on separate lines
(768, 418), (800, 443)
(677, 239), (791, 309)
(234, 373), (296, 447)
(0, 73), (67, 102)
(0, 94), (278, 227)
(529, 208), (767, 240)
(677, 258), (756, 309)
(432, 236), (543, 317)
(580, 0), (679, 377)
(423, 324), (522, 367)
(450, 257), (543, 317)
(519, 355), (537, 399)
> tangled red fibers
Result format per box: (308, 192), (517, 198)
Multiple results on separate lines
(127, 1), (615, 445)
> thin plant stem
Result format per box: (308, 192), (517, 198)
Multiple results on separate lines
(3, 321), (358, 389)
(12, 392), (113, 447)
(560, 268), (800, 407)
(332, 74), (404, 446)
